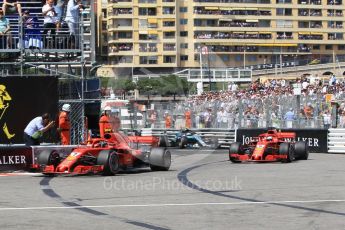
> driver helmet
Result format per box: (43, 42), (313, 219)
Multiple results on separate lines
(266, 136), (273, 141)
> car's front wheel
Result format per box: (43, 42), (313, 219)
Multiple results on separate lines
(279, 143), (294, 163)
(97, 150), (120, 176)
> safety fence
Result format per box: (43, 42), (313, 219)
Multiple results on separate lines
(145, 94), (334, 130)
(139, 128), (236, 148)
(58, 100), (86, 145)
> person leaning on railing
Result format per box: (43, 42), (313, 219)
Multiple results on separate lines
(2, 0), (21, 16)
(0, 10), (10, 49)
(42, 0), (58, 48)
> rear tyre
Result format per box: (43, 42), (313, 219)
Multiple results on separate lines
(97, 150), (120, 176)
(149, 148), (171, 171)
(294, 141), (309, 160)
(179, 136), (188, 149)
(279, 143), (294, 163)
(229, 142), (244, 163)
(159, 135), (169, 147)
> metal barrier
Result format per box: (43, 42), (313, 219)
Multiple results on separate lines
(140, 128), (236, 148)
(327, 128), (345, 153)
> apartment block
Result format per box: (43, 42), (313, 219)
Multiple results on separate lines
(98, 0), (345, 76)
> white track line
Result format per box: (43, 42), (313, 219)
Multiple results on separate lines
(1, 199), (345, 211)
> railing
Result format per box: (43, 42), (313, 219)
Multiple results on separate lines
(140, 128), (236, 147)
(0, 16), (84, 54)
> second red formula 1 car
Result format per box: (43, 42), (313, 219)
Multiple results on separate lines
(229, 128), (308, 163)
(37, 132), (171, 176)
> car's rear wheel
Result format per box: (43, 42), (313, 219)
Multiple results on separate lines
(229, 142), (244, 163)
(159, 135), (169, 147)
(294, 141), (309, 160)
(279, 143), (294, 163)
(179, 136), (188, 149)
(149, 148), (171, 171)
(97, 150), (120, 176)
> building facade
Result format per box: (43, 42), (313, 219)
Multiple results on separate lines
(98, 0), (345, 76)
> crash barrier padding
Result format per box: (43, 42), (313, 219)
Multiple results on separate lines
(146, 128), (236, 148)
(0, 145), (33, 171)
(327, 129), (345, 153)
(0, 145), (76, 172)
(236, 128), (328, 153)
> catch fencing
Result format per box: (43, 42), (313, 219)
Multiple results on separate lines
(146, 94), (335, 130)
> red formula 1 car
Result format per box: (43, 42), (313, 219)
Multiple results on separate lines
(37, 132), (171, 176)
(229, 129), (309, 163)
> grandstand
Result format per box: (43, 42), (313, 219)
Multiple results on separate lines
(0, 0), (93, 79)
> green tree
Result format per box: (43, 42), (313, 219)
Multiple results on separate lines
(137, 78), (162, 95)
(158, 75), (189, 98)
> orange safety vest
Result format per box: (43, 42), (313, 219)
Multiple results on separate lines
(165, 115), (172, 128)
(99, 114), (113, 138)
(59, 111), (70, 145)
(185, 111), (192, 128)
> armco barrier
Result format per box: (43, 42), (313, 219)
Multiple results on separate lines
(0, 145), (76, 172)
(143, 128), (236, 148)
(328, 129), (345, 153)
(236, 128), (328, 153)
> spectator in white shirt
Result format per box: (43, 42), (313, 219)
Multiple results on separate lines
(42, 0), (57, 47)
(65, 0), (83, 48)
(216, 107), (228, 128)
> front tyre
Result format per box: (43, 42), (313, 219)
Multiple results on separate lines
(38, 150), (61, 167)
(97, 150), (120, 176)
(229, 142), (244, 163)
(279, 143), (294, 163)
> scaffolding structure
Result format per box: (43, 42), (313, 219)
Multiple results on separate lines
(0, 0), (98, 144)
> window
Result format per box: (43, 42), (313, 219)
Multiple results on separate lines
(180, 7), (187, 13)
(221, 55), (229, 62)
(276, 8), (292, 16)
(277, 20), (293, 28)
(326, 45), (333, 50)
(180, 19), (188, 25)
(338, 45), (345, 50)
(180, 55), (188, 61)
(248, 55), (257, 62)
(180, 31), (188, 37)
(180, 43), (188, 49)
(313, 45), (320, 50)
(235, 55), (243, 62)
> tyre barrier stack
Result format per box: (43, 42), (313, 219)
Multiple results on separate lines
(327, 129), (345, 153)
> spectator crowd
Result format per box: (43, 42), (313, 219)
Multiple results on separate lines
(155, 75), (345, 129)
(0, 0), (85, 49)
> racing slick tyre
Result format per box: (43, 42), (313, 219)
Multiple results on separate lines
(97, 150), (120, 176)
(149, 148), (171, 171)
(179, 136), (188, 149)
(159, 135), (169, 147)
(294, 141), (309, 160)
(279, 143), (294, 163)
(229, 142), (244, 163)
(38, 150), (61, 167)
